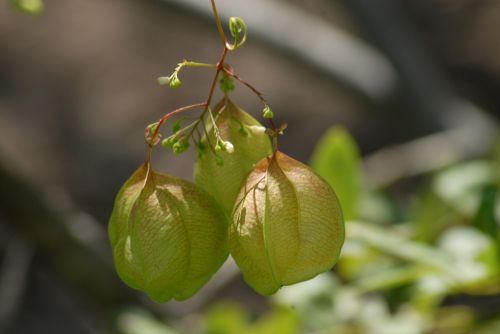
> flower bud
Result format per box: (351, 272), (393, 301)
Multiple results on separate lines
(263, 105), (274, 119)
(194, 99), (272, 216)
(172, 140), (190, 154)
(108, 163), (228, 302)
(161, 136), (177, 149)
(169, 75), (182, 89)
(230, 151), (345, 295)
(157, 76), (171, 86)
(248, 125), (266, 135)
(223, 141), (234, 154)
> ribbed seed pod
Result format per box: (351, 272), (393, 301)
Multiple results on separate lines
(194, 98), (271, 216)
(108, 163), (228, 302)
(230, 151), (345, 295)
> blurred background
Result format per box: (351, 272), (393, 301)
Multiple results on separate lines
(0, 0), (499, 333)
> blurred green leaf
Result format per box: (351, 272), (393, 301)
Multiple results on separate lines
(433, 161), (495, 218)
(347, 222), (459, 277)
(353, 264), (423, 292)
(437, 226), (494, 283)
(250, 306), (299, 334)
(310, 126), (361, 220)
(338, 238), (397, 281)
(430, 306), (475, 334)
(205, 302), (250, 334)
(205, 302), (298, 334)
(473, 184), (498, 239)
(471, 318), (500, 334)
(10, 0), (44, 15)
(274, 274), (342, 332)
(412, 189), (458, 242)
(116, 308), (179, 334)
(357, 189), (396, 224)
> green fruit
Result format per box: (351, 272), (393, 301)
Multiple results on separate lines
(194, 98), (272, 216)
(230, 151), (345, 295)
(108, 163), (228, 302)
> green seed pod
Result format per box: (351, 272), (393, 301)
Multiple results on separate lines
(194, 98), (272, 216)
(108, 163), (228, 302)
(230, 151), (345, 295)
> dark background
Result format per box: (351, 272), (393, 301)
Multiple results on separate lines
(0, 0), (498, 333)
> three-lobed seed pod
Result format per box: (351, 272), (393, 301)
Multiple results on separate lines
(194, 98), (271, 216)
(230, 151), (345, 295)
(108, 163), (228, 302)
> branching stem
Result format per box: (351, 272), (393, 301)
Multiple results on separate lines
(147, 102), (207, 146)
(148, 0), (278, 157)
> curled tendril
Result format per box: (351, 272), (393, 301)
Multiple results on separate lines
(227, 17), (247, 51)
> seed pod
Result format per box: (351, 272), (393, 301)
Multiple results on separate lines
(108, 163), (228, 302)
(194, 98), (271, 216)
(230, 151), (345, 295)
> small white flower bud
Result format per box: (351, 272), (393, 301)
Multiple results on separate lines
(157, 76), (171, 86)
(248, 125), (266, 135)
(223, 141), (234, 154)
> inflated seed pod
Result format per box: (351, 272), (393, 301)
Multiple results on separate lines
(108, 163), (228, 302)
(230, 151), (345, 295)
(194, 98), (271, 216)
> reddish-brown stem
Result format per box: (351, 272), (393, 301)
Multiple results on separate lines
(147, 102), (208, 146)
(268, 118), (278, 131)
(221, 67), (278, 131)
(222, 67), (267, 105)
(148, 0), (278, 156)
(206, 47), (229, 108)
(148, 46), (229, 150)
(211, 0), (226, 46)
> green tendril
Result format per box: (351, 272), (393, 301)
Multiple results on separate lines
(227, 17), (248, 51)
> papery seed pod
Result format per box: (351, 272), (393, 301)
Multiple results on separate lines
(108, 163), (228, 302)
(230, 151), (345, 295)
(194, 98), (271, 216)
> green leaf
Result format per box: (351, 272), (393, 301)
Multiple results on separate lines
(411, 189), (457, 242)
(433, 161), (495, 218)
(10, 0), (44, 15)
(250, 306), (299, 334)
(310, 126), (361, 220)
(473, 184), (498, 239)
(205, 302), (250, 334)
(117, 308), (179, 334)
(347, 222), (459, 277)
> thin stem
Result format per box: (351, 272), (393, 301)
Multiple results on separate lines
(148, 102), (208, 146)
(207, 47), (229, 106)
(268, 118), (278, 131)
(222, 67), (267, 105)
(183, 61), (216, 68)
(184, 46), (229, 141)
(211, 0), (227, 45)
(222, 67), (278, 131)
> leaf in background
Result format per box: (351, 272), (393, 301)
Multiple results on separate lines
(473, 184), (498, 239)
(204, 302), (299, 334)
(357, 189), (396, 224)
(347, 222), (459, 277)
(116, 308), (179, 334)
(412, 189), (458, 242)
(433, 161), (495, 218)
(250, 306), (299, 334)
(437, 226), (497, 284)
(310, 126), (361, 220)
(205, 302), (250, 334)
(10, 0), (44, 15)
